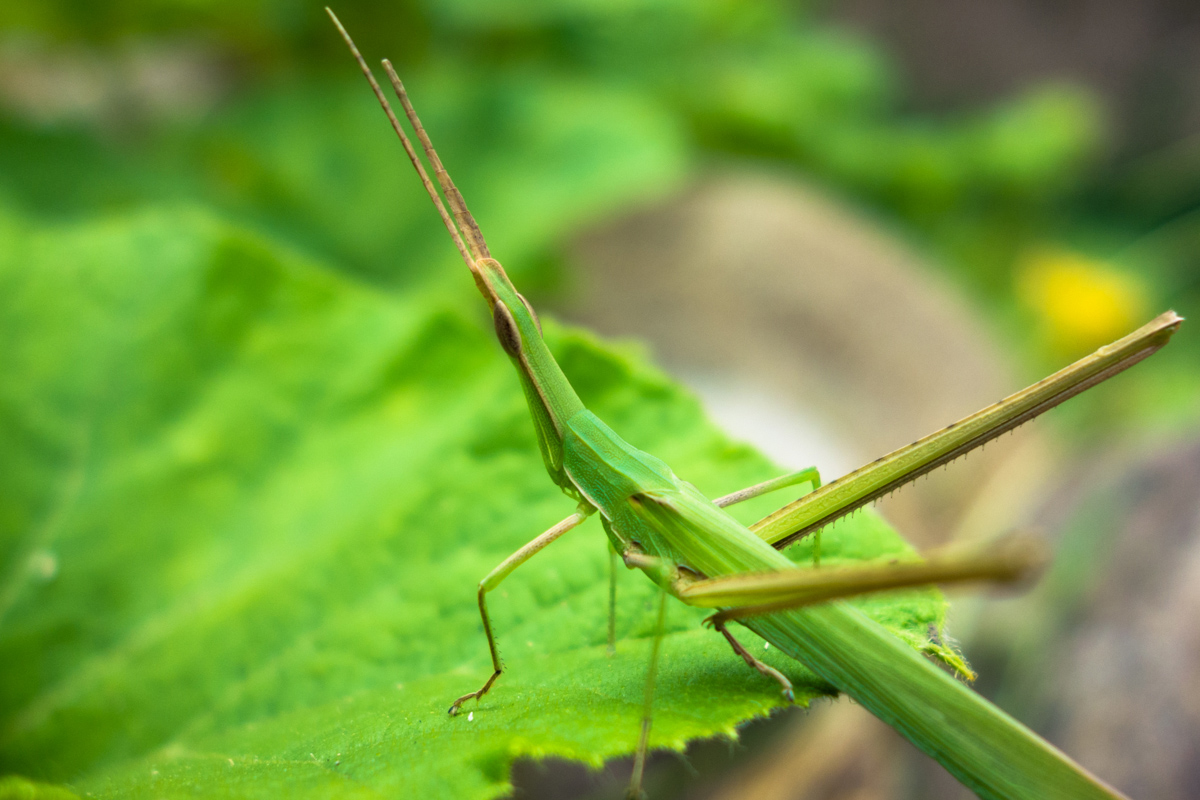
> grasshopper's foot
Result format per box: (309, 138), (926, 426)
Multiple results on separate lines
(708, 616), (794, 703)
(447, 670), (501, 716)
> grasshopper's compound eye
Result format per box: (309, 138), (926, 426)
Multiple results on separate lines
(493, 302), (522, 357)
(517, 293), (543, 336)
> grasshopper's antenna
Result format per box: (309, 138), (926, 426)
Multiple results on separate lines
(382, 60), (491, 261)
(324, 7), (482, 283)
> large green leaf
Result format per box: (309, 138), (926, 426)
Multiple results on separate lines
(0, 205), (950, 798)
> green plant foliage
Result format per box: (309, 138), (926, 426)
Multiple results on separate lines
(0, 775), (79, 800)
(0, 205), (951, 797)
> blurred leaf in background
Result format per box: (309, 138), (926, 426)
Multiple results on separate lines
(7, 0), (1185, 427)
(0, 0), (1112, 292)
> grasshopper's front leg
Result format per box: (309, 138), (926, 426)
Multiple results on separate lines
(447, 508), (592, 716)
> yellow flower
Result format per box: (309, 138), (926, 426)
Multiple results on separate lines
(1017, 248), (1148, 355)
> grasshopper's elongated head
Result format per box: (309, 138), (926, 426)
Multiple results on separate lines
(326, 9), (588, 496)
(476, 257), (586, 495)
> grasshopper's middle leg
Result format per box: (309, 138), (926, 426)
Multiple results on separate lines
(715, 466), (824, 564)
(448, 508), (591, 716)
(714, 466), (821, 509)
(710, 619), (794, 702)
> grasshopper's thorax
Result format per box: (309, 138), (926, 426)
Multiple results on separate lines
(476, 258), (586, 498)
(560, 411), (679, 550)
(561, 410), (796, 584)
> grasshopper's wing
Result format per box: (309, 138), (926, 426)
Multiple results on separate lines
(675, 534), (1042, 622)
(753, 311), (1182, 550)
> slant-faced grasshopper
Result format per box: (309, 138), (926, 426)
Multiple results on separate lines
(328, 10), (1181, 799)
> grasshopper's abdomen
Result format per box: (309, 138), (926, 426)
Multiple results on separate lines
(747, 602), (1122, 800)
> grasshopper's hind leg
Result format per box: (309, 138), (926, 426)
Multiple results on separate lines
(745, 313), (1183, 553)
(447, 509), (591, 716)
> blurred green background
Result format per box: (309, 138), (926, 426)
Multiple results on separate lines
(2, 0), (1197, 408)
(1, 0), (1198, 798)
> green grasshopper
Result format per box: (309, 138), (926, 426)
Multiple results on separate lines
(328, 10), (1181, 799)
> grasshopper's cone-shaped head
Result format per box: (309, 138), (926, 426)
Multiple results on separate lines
(327, 8), (587, 493)
(329, 8), (585, 495)
(474, 259), (539, 354)
(475, 257), (586, 495)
